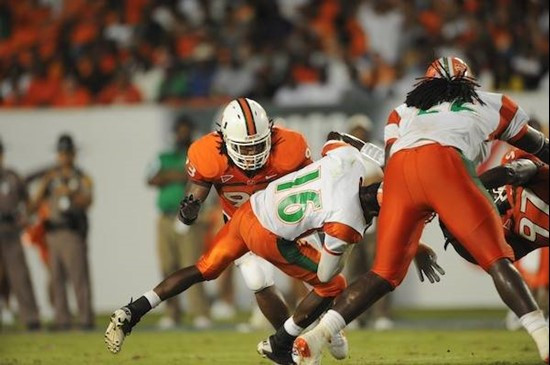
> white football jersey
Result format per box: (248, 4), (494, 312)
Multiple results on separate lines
(250, 145), (381, 241)
(384, 91), (529, 165)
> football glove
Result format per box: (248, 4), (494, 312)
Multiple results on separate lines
(359, 182), (381, 224)
(178, 194), (201, 225)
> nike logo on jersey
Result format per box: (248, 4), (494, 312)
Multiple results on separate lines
(221, 175), (234, 183)
(265, 174), (278, 180)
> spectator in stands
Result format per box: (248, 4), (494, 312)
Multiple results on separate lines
(97, 70), (142, 105)
(0, 0), (547, 108)
(24, 64), (60, 107)
(146, 115), (211, 330)
(53, 76), (92, 108)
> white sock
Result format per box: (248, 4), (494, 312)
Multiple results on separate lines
(520, 310), (549, 360)
(144, 290), (162, 309)
(284, 317), (304, 337)
(318, 310), (346, 338)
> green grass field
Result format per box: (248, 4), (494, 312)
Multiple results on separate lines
(0, 329), (540, 365)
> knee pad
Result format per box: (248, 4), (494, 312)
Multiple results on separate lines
(235, 253), (275, 292)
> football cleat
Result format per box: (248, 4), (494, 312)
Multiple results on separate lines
(104, 307), (133, 354)
(293, 329), (327, 365)
(257, 336), (296, 365)
(328, 330), (348, 360)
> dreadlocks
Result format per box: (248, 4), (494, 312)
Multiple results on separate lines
(405, 60), (485, 110)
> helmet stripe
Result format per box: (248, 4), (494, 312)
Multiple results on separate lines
(444, 57), (451, 77)
(237, 98), (257, 136)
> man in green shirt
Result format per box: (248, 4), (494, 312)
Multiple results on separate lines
(147, 115), (210, 329)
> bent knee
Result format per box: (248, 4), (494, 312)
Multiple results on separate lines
(196, 256), (226, 281)
(239, 265), (274, 292)
(371, 268), (404, 289)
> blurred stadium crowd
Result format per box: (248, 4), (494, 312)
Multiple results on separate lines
(0, 0), (548, 108)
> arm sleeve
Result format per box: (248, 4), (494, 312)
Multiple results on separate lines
(384, 109), (401, 148)
(492, 95), (530, 142)
(318, 234), (353, 282)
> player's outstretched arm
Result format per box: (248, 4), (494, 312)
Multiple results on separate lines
(414, 242), (446, 283)
(510, 126), (549, 164)
(479, 159), (539, 189)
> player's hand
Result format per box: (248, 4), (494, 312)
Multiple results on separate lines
(414, 243), (445, 283)
(178, 194), (201, 225)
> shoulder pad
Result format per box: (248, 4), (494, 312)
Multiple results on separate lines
(187, 133), (227, 181)
(271, 127), (311, 172)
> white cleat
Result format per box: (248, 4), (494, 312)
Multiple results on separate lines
(293, 328), (328, 365)
(328, 331), (348, 360)
(104, 308), (132, 354)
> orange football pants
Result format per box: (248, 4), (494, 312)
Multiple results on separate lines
(373, 144), (514, 288)
(196, 201), (346, 298)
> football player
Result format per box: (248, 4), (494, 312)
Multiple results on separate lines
(104, 130), (390, 359)
(294, 57), (550, 364)
(179, 98), (313, 331)
(442, 148), (548, 264)
(256, 132), (443, 364)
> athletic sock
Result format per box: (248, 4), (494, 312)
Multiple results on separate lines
(520, 310), (549, 360)
(318, 310), (346, 339)
(283, 317), (304, 337)
(273, 318), (303, 349)
(126, 290), (161, 325)
(144, 290), (162, 308)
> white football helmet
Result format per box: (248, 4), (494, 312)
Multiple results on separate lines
(220, 98), (272, 170)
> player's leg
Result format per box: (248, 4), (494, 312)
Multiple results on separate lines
(234, 204), (292, 329)
(432, 147), (548, 362)
(234, 252), (290, 329)
(179, 221), (211, 328)
(295, 151), (428, 363)
(255, 239), (347, 364)
(105, 210), (249, 354)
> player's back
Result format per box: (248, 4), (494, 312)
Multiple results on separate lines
(251, 145), (377, 241)
(387, 91), (529, 164)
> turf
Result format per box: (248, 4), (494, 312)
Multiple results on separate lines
(0, 329), (540, 365)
